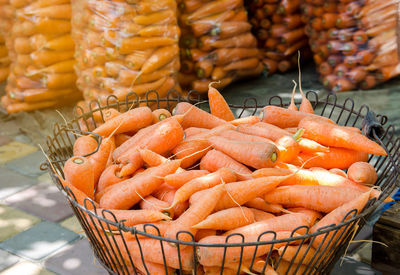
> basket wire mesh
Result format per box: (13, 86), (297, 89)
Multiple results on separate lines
(43, 90), (400, 275)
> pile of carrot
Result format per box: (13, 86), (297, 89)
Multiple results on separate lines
(0, 0), (82, 113)
(247, 0), (312, 74)
(0, 0), (11, 82)
(301, 0), (400, 92)
(52, 80), (390, 274)
(71, 0), (181, 103)
(177, 0), (263, 93)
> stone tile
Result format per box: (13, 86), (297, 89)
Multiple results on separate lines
(5, 151), (46, 178)
(0, 204), (41, 242)
(0, 250), (20, 272)
(0, 136), (12, 146)
(14, 134), (32, 145)
(44, 239), (108, 275)
(0, 221), (80, 261)
(0, 141), (37, 164)
(59, 216), (84, 235)
(0, 261), (56, 275)
(37, 173), (52, 186)
(4, 182), (73, 222)
(0, 167), (37, 200)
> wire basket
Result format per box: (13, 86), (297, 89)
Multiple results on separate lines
(43, 90), (400, 275)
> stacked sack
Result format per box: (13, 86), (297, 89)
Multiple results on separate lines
(301, 0), (400, 92)
(71, 0), (181, 102)
(247, 0), (311, 74)
(0, 0), (11, 82)
(178, 0), (263, 93)
(1, 0), (81, 113)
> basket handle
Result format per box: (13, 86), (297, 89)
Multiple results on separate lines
(361, 111), (384, 140)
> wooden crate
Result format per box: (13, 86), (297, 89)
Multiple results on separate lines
(372, 202), (400, 274)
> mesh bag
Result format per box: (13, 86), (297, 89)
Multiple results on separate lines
(301, 0), (400, 92)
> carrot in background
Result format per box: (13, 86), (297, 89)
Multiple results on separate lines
(208, 83), (235, 121)
(200, 149), (252, 174)
(64, 156), (94, 199)
(298, 117), (387, 155)
(347, 162), (377, 185)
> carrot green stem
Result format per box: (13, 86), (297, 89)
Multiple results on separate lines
(292, 128), (304, 142)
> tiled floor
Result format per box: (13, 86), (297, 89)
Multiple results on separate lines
(0, 138), (104, 275)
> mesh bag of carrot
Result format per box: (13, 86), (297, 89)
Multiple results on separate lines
(301, 0), (400, 92)
(0, 0), (82, 114)
(177, 0), (263, 93)
(246, 0), (312, 74)
(0, 0), (10, 83)
(71, 0), (182, 103)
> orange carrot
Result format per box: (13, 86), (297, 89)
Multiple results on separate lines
(123, 238), (194, 270)
(275, 134), (301, 164)
(64, 156), (94, 199)
(212, 174), (295, 211)
(252, 167), (292, 178)
(276, 244), (317, 265)
(347, 162), (378, 186)
(164, 170), (209, 188)
(152, 109), (171, 124)
(170, 168), (236, 207)
(200, 149), (252, 174)
(329, 168), (347, 178)
(93, 107), (153, 137)
(245, 197), (288, 214)
(140, 195), (174, 218)
(97, 164), (128, 193)
(264, 185), (364, 213)
(311, 191), (370, 249)
(298, 138), (330, 153)
(229, 116), (261, 126)
(197, 231), (299, 266)
(293, 147), (369, 169)
(115, 134), (131, 147)
(184, 127), (208, 138)
(165, 184), (225, 242)
(276, 261), (307, 275)
(298, 117), (387, 155)
(208, 136), (279, 169)
(250, 208), (275, 221)
(238, 122), (290, 141)
(288, 81), (298, 111)
(208, 83), (235, 121)
(261, 105), (333, 128)
(88, 136), (114, 185)
(195, 229), (217, 242)
(193, 207), (254, 231)
(219, 129), (273, 143)
(100, 160), (181, 210)
(224, 212), (317, 237)
(173, 102), (226, 129)
(73, 135), (97, 156)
